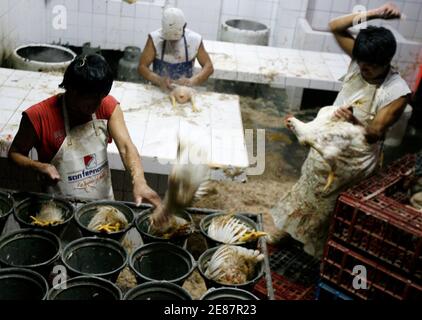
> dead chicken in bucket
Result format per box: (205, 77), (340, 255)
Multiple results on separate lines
(207, 214), (267, 244)
(149, 137), (210, 238)
(87, 205), (128, 233)
(30, 201), (64, 226)
(205, 245), (264, 285)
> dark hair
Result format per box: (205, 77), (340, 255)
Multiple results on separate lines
(59, 54), (113, 95)
(353, 26), (397, 66)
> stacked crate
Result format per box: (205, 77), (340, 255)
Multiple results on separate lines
(320, 154), (422, 300)
(253, 240), (319, 300)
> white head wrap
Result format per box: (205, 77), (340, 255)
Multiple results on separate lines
(161, 7), (186, 41)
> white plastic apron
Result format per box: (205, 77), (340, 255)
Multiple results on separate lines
(47, 100), (114, 200)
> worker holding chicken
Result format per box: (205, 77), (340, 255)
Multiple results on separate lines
(8, 54), (161, 208)
(270, 3), (411, 258)
(138, 7), (214, 90)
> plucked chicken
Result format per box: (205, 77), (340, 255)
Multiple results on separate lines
(169, 85), (198, 112)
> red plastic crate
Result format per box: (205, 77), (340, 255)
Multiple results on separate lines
(253, 272), (313, 300)
(330, 194), (422, 280)
(321, 240), (422, 300)
(345, 154), (416, 201)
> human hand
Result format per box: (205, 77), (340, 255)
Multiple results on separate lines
(159, 77), (174, 91)
(149, 204), (170, 229)
(371, 3), (401, 20)
(38, 163), (61, 183)
(174, 77), (195, 87)
(133, 181), (162, 208)
(334, 106), (356, 123)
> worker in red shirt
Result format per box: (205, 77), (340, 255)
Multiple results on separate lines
(8, 54), (161, 207)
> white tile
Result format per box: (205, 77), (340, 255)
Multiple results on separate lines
(121, 1), (136, 17)
(149, 5), (162, 20)
(331, 0), (350, 13)
(313, 0), (333, 11)
(78, 26), (92, 43)
(398, 20), (417, 39)
(237, 0), (256, 18)
(222, 0), (239, 15)
(65, 0), (78, 11)
(310, 10), (331, 31)
(402, 2), (421, 21)
(91, 28), (107, 47)
(278, 10), (301, 28)
(135, 2), (149, 19)
(107, 15), (120, 30)
(92, 0), (106, 14)
(107, 0), (121, 16)
(279, 0), (303, 11)
(92, 14), (107, 29)
(78, 12), (92, 28)
(0, 96), (23, 112)
(78, 0), (92, 13)
(120, 16), (134, 31)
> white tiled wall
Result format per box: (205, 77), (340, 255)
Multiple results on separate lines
(274, 0), (308, 47)
(0, 0), (45, 65)
(306, 0), (422, 41)
(44, 0), (163, 50)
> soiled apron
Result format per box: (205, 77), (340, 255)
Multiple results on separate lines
(47, 101), (114, 200)
(153, 35), (194, 80)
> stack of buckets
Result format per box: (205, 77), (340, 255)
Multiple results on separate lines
(0, 192), (263, 300)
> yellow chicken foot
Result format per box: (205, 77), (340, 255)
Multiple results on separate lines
(190, 97), (199, 112)
(323, 170), (335, 192)
(239, 231), (268, 242)
(170, 95), (177, 109)
(96, 223), (121, 233)
(30, 216), (50, 226)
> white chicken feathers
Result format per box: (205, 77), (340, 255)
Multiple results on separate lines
(205, 245), (264, 285)
(286, 105), (375, 191)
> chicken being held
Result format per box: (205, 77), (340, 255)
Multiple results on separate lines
(285, 105), (377, 192)
(169, 85), (199, 112)
(149, 138), (210, 237)
(207, 214), (267, 244)
(30, 201), (64, 226)
(87, 205), (128, 233)
(205, 245), (264, 285)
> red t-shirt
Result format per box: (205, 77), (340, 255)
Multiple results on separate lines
(24, 95), (118, 163)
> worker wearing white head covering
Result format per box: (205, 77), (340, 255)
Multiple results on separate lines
(138, 7), (214, 90)
(161, 7), (186, 41)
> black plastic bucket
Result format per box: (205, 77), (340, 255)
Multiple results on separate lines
(47, 276), (122, 300)
(135, 208), (193, 246)
(74, 201), (134, 241)
(13, 195), (74, 236)
(61, 237), (127, 282)
(197, 245), (264, 291)
(124, 281), (192, 300)
(201, 287), (259, 300)
(199, 213), (260, 248)
(0, 191), (14, 235)
(129, 242), (196, 285)
(0, 268), (49, 300)
(0, 228), (61, 278)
